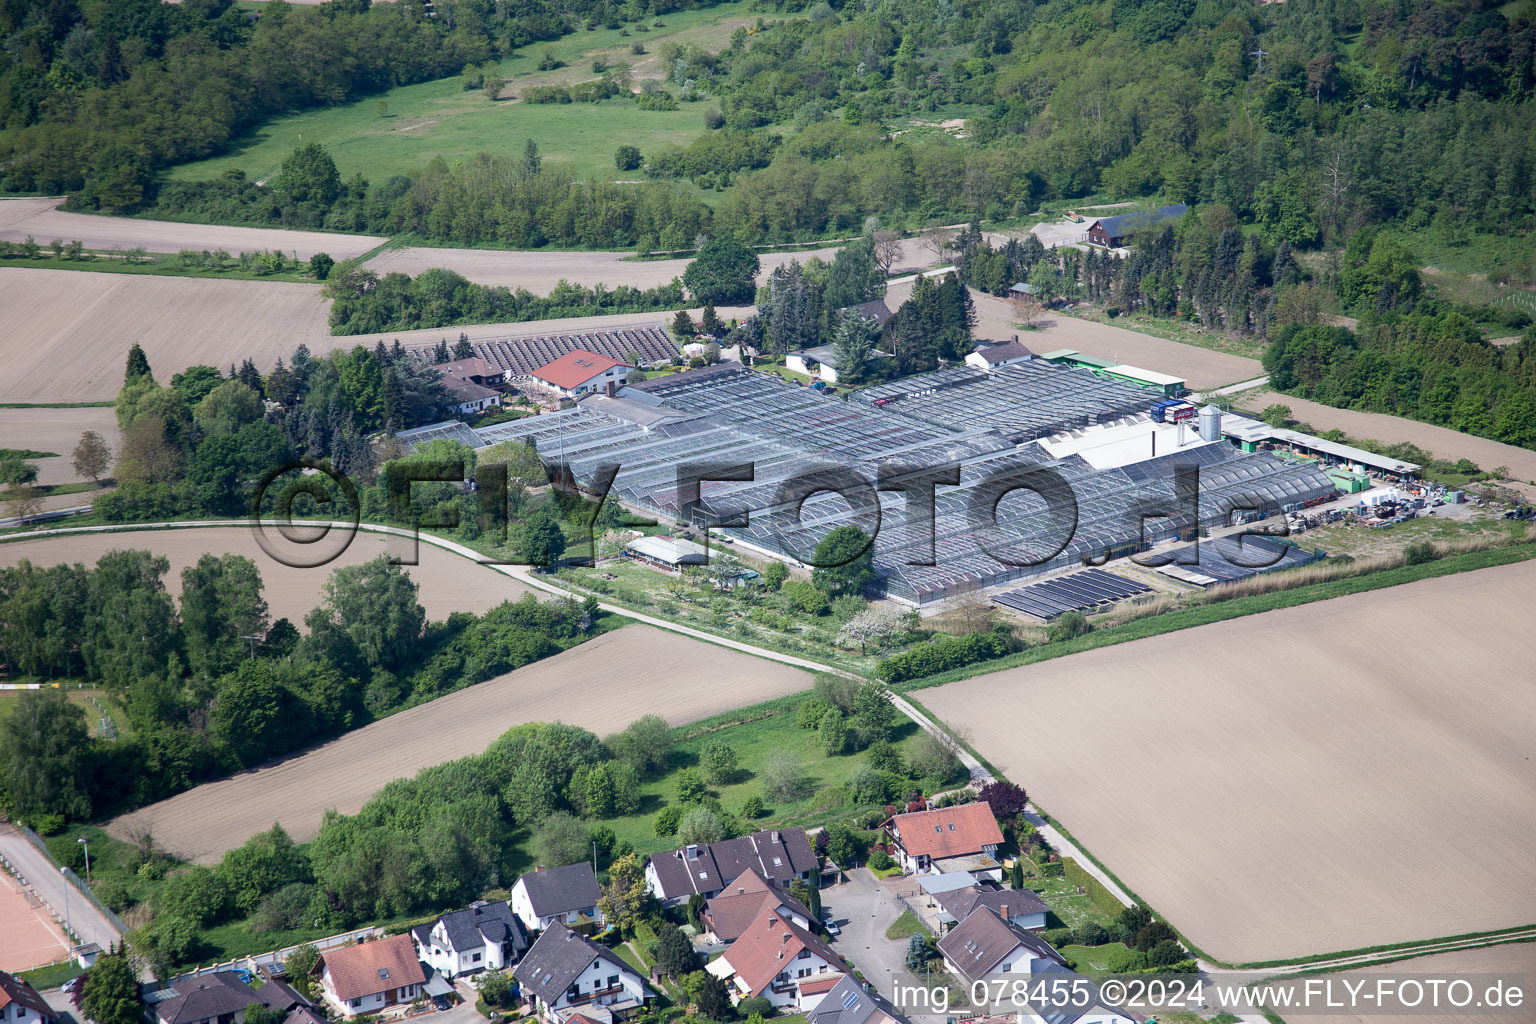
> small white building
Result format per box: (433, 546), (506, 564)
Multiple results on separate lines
(511, 862), (604, 933)
(314, 934), (427, 1018)
(1015, 963), (1138, 1024)
(964, 339), (1034, 371)
(624, 535), (709, 572)
(513, 924), (655, 1024)
(412, 900), (527, 978)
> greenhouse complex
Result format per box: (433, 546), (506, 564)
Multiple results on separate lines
(402, 360), (1336, 606)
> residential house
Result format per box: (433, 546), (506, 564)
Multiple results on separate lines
(253, 982), (324, 1024)
(511, 863), (604, 933)
(413, 900), (528, 978)
(646, 828), (818, 906)
(429, 357), (505, 390)
(804, 975), (910, 1024)
(784, 344), (891, 385)
(935, 907), (1068, 987)
(432, 356), (507, 415)
(1015, 963), (1136, 1024)
(152, 973), (263, 1024)
(441, 376), (504, 415)
(513, 923), (655, 1024)
(0, 971), (55, 1024)
(884, 802), (1004, 879)
(702, 869), (816, 943)
(964, 339), (1034, 371)
(1084, 204), (1187, 249)
(706, 905), (844, 1011)
(313, 934), (427, 1018)
(932, 882), (1048, 933)
(530, 351), (635, 398)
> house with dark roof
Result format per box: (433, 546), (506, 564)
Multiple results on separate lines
(153, 973), (261, 1024)
(702, 870), (816, 943)
(964, 338), (1034, 371)
(646, 828), (817, 906)
(932, 882), (1048, 933)
(513, 923), (654, 1024)
(0, 970), (56, 1024)
(1016, 962), (1136, 1024)
(705, 905), (845, 1011)
(884, 802), (1004, 879)
(412, 900), (528, 978)
(1084, 204), (1187, 249)
(935, 906), (1068, 986)
(511, 863), (604, 933)
(804, 975), (910, 1024)
(313, 934), (427, 1018)
(431, 356), (507, 415)
(784, 344), (893, 385)
(430, 357), (505, 389)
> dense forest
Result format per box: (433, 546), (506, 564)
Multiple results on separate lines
(6, 0), (1534, 275)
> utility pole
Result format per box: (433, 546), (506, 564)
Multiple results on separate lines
(241, 634), (263, 659)
(1250, 47), (1268, 73)
(78, 838), (90, 886)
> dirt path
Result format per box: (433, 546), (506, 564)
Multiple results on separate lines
(104, 623), (811, 863)
(364, 237), (941, 293)
(919, 559), (1536, 963)
(0, 197), (385, 259)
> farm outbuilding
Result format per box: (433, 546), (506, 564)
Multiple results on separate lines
(1084, 203), (1188, 248)
(625, 535), (709, 571)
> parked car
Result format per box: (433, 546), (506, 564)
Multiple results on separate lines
(433, 996), (451, 1011)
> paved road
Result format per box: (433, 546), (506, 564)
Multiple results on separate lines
(0, 824), (121, 959)
(1200, 375), (1269, 398)
(824, 870), (945, 1024)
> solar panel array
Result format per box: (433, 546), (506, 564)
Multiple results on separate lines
(469, 325), (677, 375)
(991, 569), (1151, 620)
(1150, 535), (1319, 586)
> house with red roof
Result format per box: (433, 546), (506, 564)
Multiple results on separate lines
(313, 934), (426, 1018)
(706, 905), (845, 1011)
(530, 351), (635, 398)
(883, 802), (1004, 880)
(702, 870), (816, 943)
(0, 970), (56, 1024)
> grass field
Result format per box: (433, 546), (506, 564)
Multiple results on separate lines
(583, 707), (947, 863)
(920, 558), (1536, 964)
(168, 4), (756, 186)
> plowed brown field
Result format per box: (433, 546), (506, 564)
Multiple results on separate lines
(105, 624), (811, 863)
(921, 559), (1536, 963)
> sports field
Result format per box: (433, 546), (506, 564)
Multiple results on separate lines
(168, 4), (755, 186)
(0, 527), (542, 626)
(920, 559), (1536, 964)
(0, 197), (384, 259)
(105, 624), (812, 863)
(0, 869), (70, 972)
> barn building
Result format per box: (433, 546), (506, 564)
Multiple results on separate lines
(1084, 204), (1188, 248)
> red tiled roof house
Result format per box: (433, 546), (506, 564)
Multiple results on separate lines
(313, 934), (426, 1018)
(883, 802), (1004, 880)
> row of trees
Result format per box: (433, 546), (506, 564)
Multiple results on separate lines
(323, 261), (686, 336)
